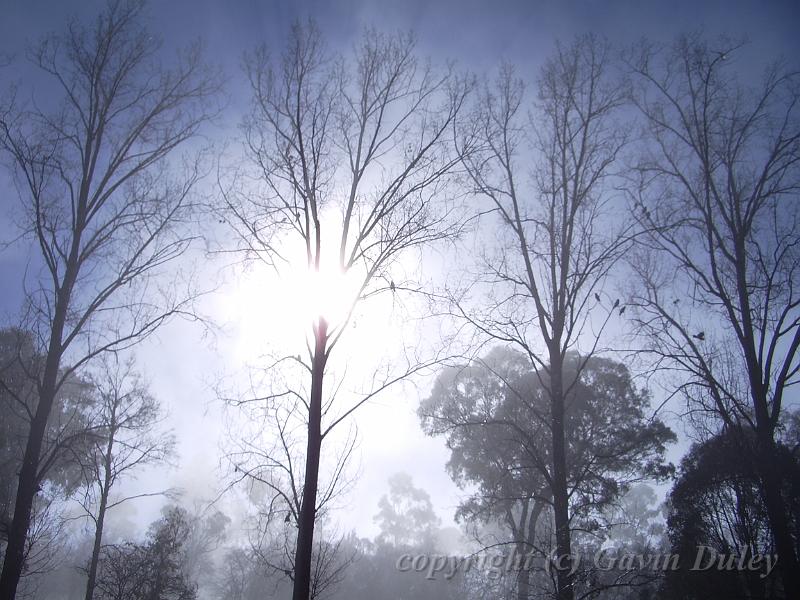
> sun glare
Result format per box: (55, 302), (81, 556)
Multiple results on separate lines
(217, 217), (419, 366)
(219, 253), (371, 363)
(291, 260), (361, 327)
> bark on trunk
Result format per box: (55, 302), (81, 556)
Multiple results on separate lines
(0, 305), (68, 600)
(756, 430), (799, 597)
(549, 350), (574, 600)
(0, 422), (44, 600)
(292, 318), (328, 600)
(85, 432), (115, 600)
(517, 543), (531, 600)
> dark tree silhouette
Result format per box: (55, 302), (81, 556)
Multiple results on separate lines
(0, 1), (219, 596)
(662, 430), (798, 599)
(626, 33), (800, 596)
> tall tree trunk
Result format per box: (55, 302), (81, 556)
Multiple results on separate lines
(292, 318), (328, 600)
(756, 429), (799, 597)
(85, 433), (115, 600)
(0, 408), (49, 600)
(549, 350), (574, 600)
(0, 299), (69, 600)
(516, 542), (531, 600)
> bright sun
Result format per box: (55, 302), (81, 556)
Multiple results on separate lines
(216, 219), (418, 367)
(290, 259), (362, 327)
(218, 250), (375, 363)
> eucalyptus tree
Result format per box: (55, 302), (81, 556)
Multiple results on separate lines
(420, 348), (674, 600)
(0, 1), (219, 595)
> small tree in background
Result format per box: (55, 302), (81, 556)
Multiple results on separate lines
(374, 472), (441, 550)
(93, 506), (197, 600)
(79, 358), (175, 600)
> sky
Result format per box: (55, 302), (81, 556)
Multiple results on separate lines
(1, 0), (799, 547)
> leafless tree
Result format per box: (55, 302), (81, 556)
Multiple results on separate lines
(78, 357), (175, 600)
(626, 33), (800, 596)
(0, 1), (220, 596)
(220, 20), (469, 599)
(454, 35), (631, 600)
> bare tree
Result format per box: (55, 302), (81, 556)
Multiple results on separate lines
(79, 358), (175, 600)
(454, 35), (631, 600)
(626, 33), (800, 596)
(221, 20), (469, 599)
(0, 1), (219, 596)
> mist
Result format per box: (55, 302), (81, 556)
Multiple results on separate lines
(1, 1), (799, 599)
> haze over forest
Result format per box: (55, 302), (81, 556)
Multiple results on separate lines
(0, 1), (799, 599)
